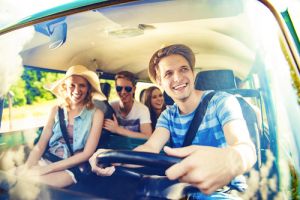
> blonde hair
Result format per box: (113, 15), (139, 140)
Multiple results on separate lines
(58, 76), (94, 110)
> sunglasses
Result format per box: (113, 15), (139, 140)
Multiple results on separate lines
(116, 86), (133, 93)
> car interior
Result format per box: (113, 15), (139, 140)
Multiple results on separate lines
(0, 0), (299, 199)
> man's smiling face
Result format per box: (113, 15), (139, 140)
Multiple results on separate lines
(157, 54), (195, 102)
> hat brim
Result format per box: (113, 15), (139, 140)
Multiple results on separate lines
(44, 66), (107, 102)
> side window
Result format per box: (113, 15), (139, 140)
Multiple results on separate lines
(0, 69), (63, 132)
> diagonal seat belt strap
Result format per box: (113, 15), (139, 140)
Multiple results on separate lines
(182, 92), (216, 147)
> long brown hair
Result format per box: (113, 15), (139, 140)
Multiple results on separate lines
(143, 86), (166, 130)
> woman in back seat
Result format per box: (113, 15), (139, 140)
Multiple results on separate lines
(142, 86), (166, 130)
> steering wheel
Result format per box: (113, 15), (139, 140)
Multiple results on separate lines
(97, 150), (182, 176)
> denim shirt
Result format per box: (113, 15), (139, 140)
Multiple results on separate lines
(49, 106), (96, 158)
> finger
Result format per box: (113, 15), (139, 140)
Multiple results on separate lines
(193, 182), (215, 195)
(104, 120), (112, 126)
(163, 146), (199, 158)
(89, 154), (97, 168)
(112, 114), (117, 121)
(97, 166), (115, 176)
(105, 119), (113, 124)
(165, 162), (189, 180)
(107, 166), (115, 175)
(179, 168), (204, 183)
(90, 149), (109, 167)
(103, 123), (110, 129)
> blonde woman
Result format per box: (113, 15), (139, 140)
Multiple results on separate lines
(15, 65), (106, 188)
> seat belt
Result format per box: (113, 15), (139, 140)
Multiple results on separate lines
(182, 91), (215, 147)
(58, 107), (74, 155)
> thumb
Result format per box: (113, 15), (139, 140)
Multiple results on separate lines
(163, 145), (199, 158)
(112, 114), (117, 121)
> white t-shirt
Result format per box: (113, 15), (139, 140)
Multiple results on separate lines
(110, 100), (151, 132)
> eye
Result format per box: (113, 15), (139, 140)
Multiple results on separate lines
(69, 84), (75, 88)
(164, 71), (172, 78)
(79, 83), (87, 88)
(181, 66), (189, 72)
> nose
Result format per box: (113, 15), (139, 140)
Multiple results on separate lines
(120, 88), (126, 94)
(74, 85), (80, 93)
(173, 70), (182, 82)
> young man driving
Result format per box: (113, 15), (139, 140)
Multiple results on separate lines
(90, 44), (256, 199)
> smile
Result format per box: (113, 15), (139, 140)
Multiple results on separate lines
(172, 83), (187, 90)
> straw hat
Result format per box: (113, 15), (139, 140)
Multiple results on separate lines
(45, 65), (106, 102)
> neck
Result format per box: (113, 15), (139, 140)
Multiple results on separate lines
(176, 90), (203, 115)
(69, 103), (85, 117)
(119, 100), (134, 114)
(154, 108), (162, 116)
(70, 103), (84, 111)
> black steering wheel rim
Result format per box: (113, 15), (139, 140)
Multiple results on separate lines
(97, 150), (182, 176)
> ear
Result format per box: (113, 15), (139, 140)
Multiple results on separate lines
(156, 76), (162, 86)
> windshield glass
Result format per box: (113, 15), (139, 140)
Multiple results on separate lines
(0, 0), (299, 199)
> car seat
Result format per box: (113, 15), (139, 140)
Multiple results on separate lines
(100, 82), (111, 99)
(195, 69), (263, 168)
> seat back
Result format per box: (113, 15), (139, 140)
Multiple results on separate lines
(236, 97), (261, 167)
(195, 70), (236, 90)
(100, 82), (111, 99)
(195, 70), (262, 168)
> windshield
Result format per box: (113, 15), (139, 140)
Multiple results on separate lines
(0, 0), (299, 199)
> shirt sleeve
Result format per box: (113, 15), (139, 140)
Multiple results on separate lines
(138, 103), (152, 124)
(214, 92), (244, 127)
(156, 108), (170, 129)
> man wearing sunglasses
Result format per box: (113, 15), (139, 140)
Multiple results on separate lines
(103, 71), (152, 139)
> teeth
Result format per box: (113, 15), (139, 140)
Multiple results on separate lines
(173, 83), (187, 90)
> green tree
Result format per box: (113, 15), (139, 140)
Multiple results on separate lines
(6, 79), (27, 107)
(4, 68), (64, 107)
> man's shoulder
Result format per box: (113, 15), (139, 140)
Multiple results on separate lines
(203, 90), (233, 102)
(162, 103), (178, 116)
(134, 100), (148, 109)
(109, 100), (119, 110)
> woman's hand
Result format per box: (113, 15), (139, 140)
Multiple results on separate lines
(25, 165), (51, 176)
(14, 165), (29, 176)
(89, 149), (115, 176)
(15, 164), (50, 177)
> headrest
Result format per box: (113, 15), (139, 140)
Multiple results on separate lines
(100, 82), (111, 98)
(195, 70), (237, 90)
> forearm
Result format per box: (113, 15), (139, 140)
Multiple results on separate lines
(47, 152), (92, 173)
(228, 141), (257, 176)
(25, 145), (46, 168)
(134, 127), (169, 153)
(134, 143), (160, 153)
